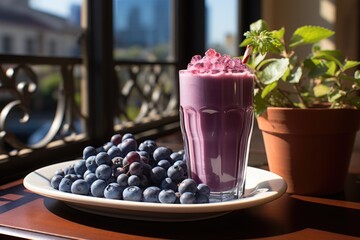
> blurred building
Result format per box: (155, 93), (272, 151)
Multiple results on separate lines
(0, 0), (81, 56)
(114, 0), (170, 50)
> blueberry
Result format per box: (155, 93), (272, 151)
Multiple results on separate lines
(167, 165), (185, 182)
(139, 175), (149, 188)
(160, 177), (177, 191)
(122, 133), (135, 141)
(71, 179), (90, 195)
(116, 173), (128, 186)
(142, 163), (152, 177)
(84, 172), (97, 186)
(129, 162), (143, 176)
(64, 165), (76, 175)
(83, 146), (96, 160)
(110, 134), (122, 145)
(137, 150), (150, 160)
(85, 155), (98, 172)
(170, 152), (183, 164)
(123, 186), (142, 201)
(95, 164), (112, 180)
(195, 193), (210, 203)
(153, 147), (172, 162)
(119, 138), (137, 156)
(157, 159), (171, 170)
(52, 136), (213, 205)
(178, 149), (185, 156)
(128, 175), (140, 187)
(50, 175), (63, 189)
(140, 156), (149, 164)
(138, 140), (157, 156)
(159, 189), (177, 204)
(178, 178), (197, 194)
(74, 159), (87, 176)
(59, 178), (73, 193)
(143, 139), (157, 146)
(107, 146), (122, 160)
(54, 169), (65, 176)
(150, 166), (167, 184)
(173, 160), (187, 175)
(123, 151), (141, 165)
(102, 142), (113, 152)
(143, 186), (161, 203)
(180, 192), (196, 204)
(95, 152), (112, 166)
(114, 167), (127, 177)
(197, 183), (211, 196)
(106, 176), (116, 185)
(83, 169), (92, 178)
(63, 174), (79, 181)
(96, 145), (106, 153)
(104, 183), (124, 199)
(90, 179), (107, 197)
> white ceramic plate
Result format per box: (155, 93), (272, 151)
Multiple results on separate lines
(23, 160), (287, 222)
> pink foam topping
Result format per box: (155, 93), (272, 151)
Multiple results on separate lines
(184, 48), (250, 74)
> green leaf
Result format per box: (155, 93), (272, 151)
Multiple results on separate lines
(329, 89), (343, 102)
(355, 70), (360, 79)
(287, 66), (302, 83)
(259, 58), (289, 84)
(243, 30), (282, 55)
(305, 59), (329, 78)
(272, 27), (285, 40)
(281, 67), (290, 81)
(250, 19), (269, 32)
(343, 60), (360, 71)
(261, 81), (278, 98)
(326, 61), (337, 76)
(313, 84), (331, 97)
(314, 50), (344, 68)
(254, 89), (268, 117)
(290, 26), (334, 48)
(239, 38), (252, 47)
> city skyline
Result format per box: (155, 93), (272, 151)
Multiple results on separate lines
(29, 0), (238, 52)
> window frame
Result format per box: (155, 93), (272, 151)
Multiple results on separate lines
(0, 0), (260, 183)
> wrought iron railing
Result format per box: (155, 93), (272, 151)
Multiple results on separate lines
(0, 56), (84, 155)
(0, 55), (180, 183)
(113, 61), (179, 135)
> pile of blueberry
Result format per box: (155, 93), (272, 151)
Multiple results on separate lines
(50, 133), (210, 204)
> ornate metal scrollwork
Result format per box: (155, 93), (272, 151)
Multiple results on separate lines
(0, 62), (85, 155)
(114, 63), (178, 124)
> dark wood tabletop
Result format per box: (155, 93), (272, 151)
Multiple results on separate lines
(1, 131), (360, 240)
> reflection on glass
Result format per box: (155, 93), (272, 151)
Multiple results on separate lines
(113, 0), (174, 61)
(205, 0), (238, 56)
(0, 0), (82, 57)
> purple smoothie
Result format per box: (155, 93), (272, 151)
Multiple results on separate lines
(179, 49), (254, 200)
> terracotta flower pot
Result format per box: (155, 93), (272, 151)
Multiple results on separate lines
(257, 107), (360, 196)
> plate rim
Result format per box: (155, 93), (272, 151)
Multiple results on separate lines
(23, 160), (287, 215)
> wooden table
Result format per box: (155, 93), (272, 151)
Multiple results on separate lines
(1, 132), (360, 240)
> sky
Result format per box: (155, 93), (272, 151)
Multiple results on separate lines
(29, 0), (237, 47)
(29, 0), (82, 17)
(206, 0), (237, 45)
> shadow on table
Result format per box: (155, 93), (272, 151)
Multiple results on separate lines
(44, 192), (360, 239)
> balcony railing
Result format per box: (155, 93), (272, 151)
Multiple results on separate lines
(0, 55), (180, 183)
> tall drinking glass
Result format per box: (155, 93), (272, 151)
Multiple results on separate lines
(179, 49), (254, 202)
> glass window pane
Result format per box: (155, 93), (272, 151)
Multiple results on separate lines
(0, 0), (82, 57)
(113, 0), (174, 61)
(205, 0), (239, 56)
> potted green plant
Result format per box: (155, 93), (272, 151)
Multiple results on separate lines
(240, 19), (360, 196)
